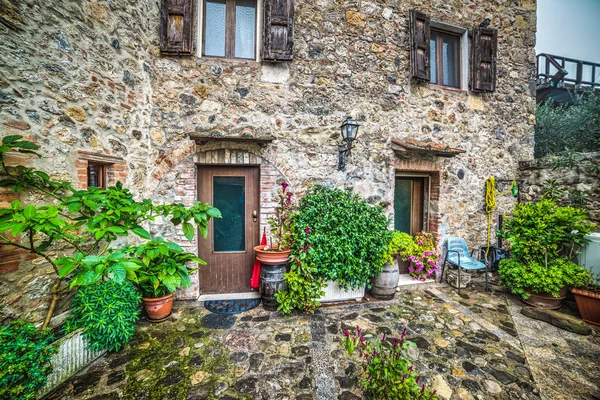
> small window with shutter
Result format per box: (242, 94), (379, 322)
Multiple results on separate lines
(200, 0), (258, 60)
(410, 11), (473, 91)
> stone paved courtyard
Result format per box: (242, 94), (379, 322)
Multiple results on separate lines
(46, 285), (600, 400)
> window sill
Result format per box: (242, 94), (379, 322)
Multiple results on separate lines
(427, 84), (468, 95)
(198, 55), (260, 65)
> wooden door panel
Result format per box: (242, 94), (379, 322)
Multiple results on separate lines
(198, 166), (259, 294)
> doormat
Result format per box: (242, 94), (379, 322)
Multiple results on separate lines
(204, 298), (261, 315)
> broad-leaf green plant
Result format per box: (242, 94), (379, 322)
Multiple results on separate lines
(63, 280), (141, 352)
(0, 319), (54, 400)
(127, 238), (205, 298)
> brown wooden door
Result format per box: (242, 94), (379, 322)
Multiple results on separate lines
(198, 166), (260, 294)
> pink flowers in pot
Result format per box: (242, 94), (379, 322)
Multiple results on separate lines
(401, 232), (440, 281)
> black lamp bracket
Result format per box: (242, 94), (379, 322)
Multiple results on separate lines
(338, 139), (355, 171)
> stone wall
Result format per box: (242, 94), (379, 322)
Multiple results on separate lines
(519, 152), (600, 228)
(0, 0), (537, 323)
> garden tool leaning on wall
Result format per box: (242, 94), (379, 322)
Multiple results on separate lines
(484, 178), (518, 271)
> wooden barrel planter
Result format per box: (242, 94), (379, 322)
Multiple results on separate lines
(371, 261), (400, 300)
(523, 287), (568, 310)
(255, 246), (290, 311)
(259, 263), (288, 311)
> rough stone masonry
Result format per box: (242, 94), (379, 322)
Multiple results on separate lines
(0, 0), (537, 324)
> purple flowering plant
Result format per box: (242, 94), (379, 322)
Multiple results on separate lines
(343, 326), (437, 400)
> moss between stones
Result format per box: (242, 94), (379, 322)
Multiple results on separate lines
(123, 317), (251, 400)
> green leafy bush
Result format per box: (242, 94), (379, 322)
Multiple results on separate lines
(343, 326), (437, 400)
(499, 199), (595, 265)
(498, 258), (591, 299)
(535, 92), (600, 157)
(291, 186), (391, 289)
(276, 227), (325, 315)
(64, 280), (141, 352)
(128, 238), (205, 298)
(0, 319), (54, 399)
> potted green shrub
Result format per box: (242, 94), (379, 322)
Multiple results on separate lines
(572, 270), (600, 326)
(498, 258), (590, 309)
(128, 238), (205, 322)
(498, 199), (595, 309)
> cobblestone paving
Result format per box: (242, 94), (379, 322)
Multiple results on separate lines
(46, 286), (600, 400)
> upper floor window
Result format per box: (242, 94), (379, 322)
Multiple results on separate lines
(430, 29), (461, 89)
(409, 10), (498, 92)
(202, 0), (257, 60)
(159, 0), (295, 62)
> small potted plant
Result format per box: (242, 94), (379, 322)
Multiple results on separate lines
(129, 238), (204, 322)
(254, 182), (294, 265)
(572, 270), (600, 326)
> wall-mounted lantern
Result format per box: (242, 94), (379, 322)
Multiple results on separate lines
(338, 116), (360, 170)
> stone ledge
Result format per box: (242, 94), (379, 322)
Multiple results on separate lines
(521, 306), (592, 335)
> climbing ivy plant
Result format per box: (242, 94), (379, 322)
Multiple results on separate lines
(0, 136), (220, 329)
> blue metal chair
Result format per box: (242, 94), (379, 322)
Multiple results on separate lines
(440, 237), (488, 294)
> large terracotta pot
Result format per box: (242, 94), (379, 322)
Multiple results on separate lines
(142, 293), (174, 322)
(254, 245), (291, 265)
(371, 261), (400, 300)
(522, 287), (567, 310)
(572, 288), (600, 326)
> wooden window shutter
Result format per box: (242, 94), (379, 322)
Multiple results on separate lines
(409, 10), (431, 82)
(160, 0), (194, 55)
(470, 27), (498, 92)
(262, 0), (295, 61)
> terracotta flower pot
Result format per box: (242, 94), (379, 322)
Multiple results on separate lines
(522, 287), (567, 310)
(142, 293), (174, 322)
(572, 288), (600, 326)
(254, 245), (291, 265)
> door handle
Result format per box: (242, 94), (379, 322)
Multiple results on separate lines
(252, 210), (257, 222)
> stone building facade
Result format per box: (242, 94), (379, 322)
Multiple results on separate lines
(0, 0), (537, 323)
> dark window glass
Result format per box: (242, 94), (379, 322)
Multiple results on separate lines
(394, 179), (413, 234)
(213, 176), (245, 252)
(430, 29), (461, 89)
(87, 163), (106, 189)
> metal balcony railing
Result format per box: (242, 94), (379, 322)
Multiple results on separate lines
(537, 53), (600, 90)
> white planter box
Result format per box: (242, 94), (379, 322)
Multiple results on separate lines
(319, 280), (365, 303)
(38, 329), (105, 398)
